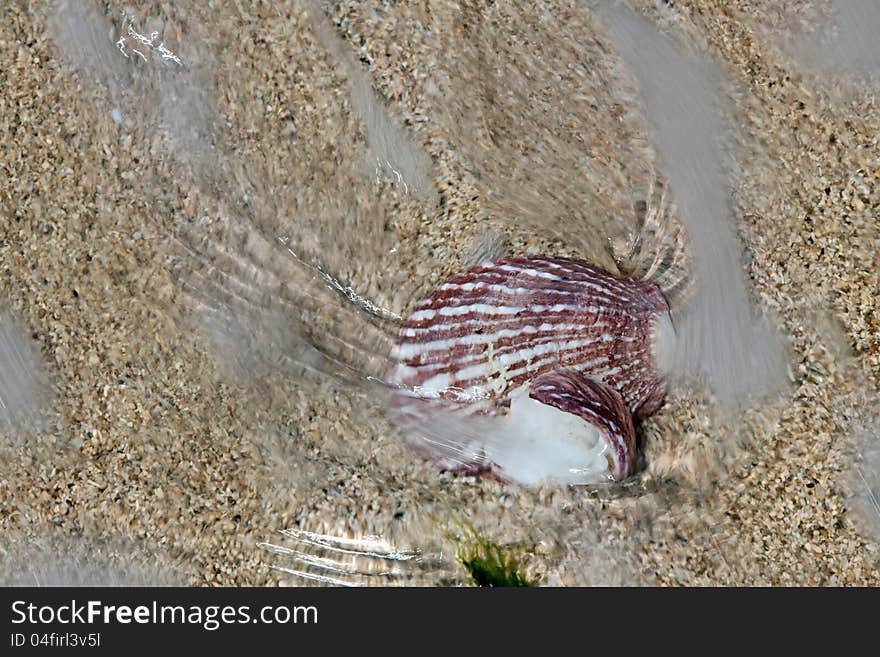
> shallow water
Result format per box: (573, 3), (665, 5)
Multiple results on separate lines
(596, 2), (789, 409)
(3, 0), (876, 585)
(0, 310), (50, 433)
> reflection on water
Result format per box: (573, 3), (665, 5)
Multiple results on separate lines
(260, 528), (443, 587)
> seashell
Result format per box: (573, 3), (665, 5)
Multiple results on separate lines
(523, 369), (636, 482)
(386, 256), (674, 484)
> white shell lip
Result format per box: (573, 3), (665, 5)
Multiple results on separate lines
(488, 385), (615, 486)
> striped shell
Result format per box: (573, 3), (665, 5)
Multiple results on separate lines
(386, 256), (671, 483)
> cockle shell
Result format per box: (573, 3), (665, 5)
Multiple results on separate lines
(386, 256), (673, 484)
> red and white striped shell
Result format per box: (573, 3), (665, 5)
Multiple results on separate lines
(386, 256), (671, 484)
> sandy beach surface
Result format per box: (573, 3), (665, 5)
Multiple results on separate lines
(1, 0), (878, 586)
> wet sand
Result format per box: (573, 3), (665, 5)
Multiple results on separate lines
(1, 0), (878, 585)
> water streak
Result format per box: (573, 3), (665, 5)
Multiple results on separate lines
(594, 2), (789, 409)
